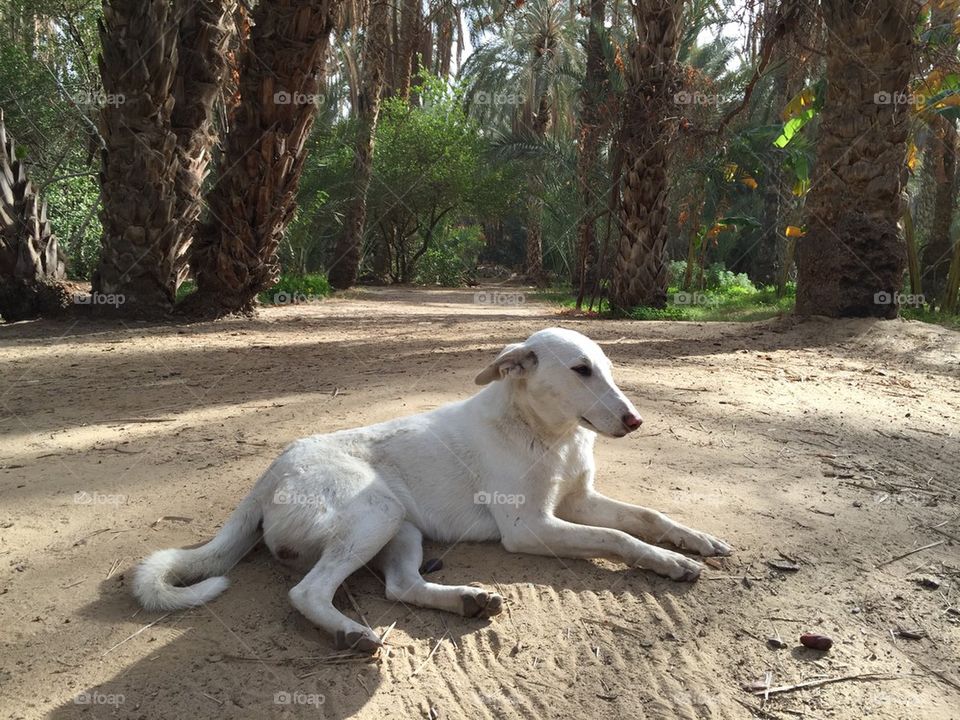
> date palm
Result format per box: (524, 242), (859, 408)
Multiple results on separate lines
(461, 0), (581, 284)
(0, 111), (68, 321)
(796, 0), (921, 317)
(920, 0), (959, 308)
(94, 0), (181, 314)
(328, 0), (391, 290)
(170, 0), (235, 293)
(611, 0), (685, 310)
(184, 0), (341, 315)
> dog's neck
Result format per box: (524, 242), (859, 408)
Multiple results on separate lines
(479, 380), (582, 446)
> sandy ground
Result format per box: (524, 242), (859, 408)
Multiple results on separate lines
(1, 286), (959, 720)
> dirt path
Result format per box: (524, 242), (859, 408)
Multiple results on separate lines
(1, 286), (959, 719)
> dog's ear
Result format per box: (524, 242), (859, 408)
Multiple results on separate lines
(475, 343), (538, 385)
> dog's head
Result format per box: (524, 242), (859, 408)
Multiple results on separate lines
(475, 328), (642, 438)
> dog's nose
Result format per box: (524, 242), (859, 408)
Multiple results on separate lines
(622, 413), (643, 432)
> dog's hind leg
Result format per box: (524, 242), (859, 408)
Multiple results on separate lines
(288, 491), (403, 653)
(379, 521), (503, 619)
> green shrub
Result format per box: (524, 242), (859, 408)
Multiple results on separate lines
(667, 260), (688, 287)
(705, 262), (756, 292)
(415, 225), (485, 286)
(258, 274), (332, 305)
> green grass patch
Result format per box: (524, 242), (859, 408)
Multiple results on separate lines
(900, 306), (960, 330)
(174, 274), (333, 307)
(258, 273), (332, 305)
(540, 284), (796, 322)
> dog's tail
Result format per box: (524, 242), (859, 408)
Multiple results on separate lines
(132, 493), (262, 611)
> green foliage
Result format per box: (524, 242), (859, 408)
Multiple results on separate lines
(415, 225), (485, 286)
(0, 2), (103, 280)
(540, 266), (791, 322)
(364, 72), (519, 282)
(900, 306), (960, 330)
(176, 279), (196, 302)
(282, 124), (352, 274)
(44, 176), (101, 280)
(258, 274), (332, 305)
(704, 262), (757, 292)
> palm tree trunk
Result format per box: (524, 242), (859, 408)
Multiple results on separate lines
(0, 111), (68, 320)
(170, 0), (234, 294)
(795, 0), (920, 318)
(525, 95), (551, 286)
(94, 0), (180, 315)
(943, 229), (960, 313)
(575, 0), (606, 309)
(923, 119), (957, 306)
(393, 0), (420, 99)
(611, 0), (683, 310)
(184, 0), (340, 315)
(435, 6), (453, 79)
(328, 0), (390, 290)
(525, 192), (546, 284)
(919, 1), (958, 309)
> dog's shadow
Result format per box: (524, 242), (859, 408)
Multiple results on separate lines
(50, 541), (698, 719)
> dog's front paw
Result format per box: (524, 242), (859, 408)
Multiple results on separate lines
(334, 629), (382, 654)
(671, 528), (733, 558)
(461, 590), (504, 619)
(647, 551), (703, 582)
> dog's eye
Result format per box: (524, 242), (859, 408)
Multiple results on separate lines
(572, 365), (592, 377)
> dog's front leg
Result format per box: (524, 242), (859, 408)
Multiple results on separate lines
(499, 515), (703, 581)
(557, 489), (732, 557)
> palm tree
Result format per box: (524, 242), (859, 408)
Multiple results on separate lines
(184, 0), (341, 315)
(461, 0), (581, 284)
(328, 0), (392, 290)
(170, 0), (235, 294)
(574, 0), (607, 307)
(611, 0), (685, 310)
(393, 0), (422, 99)
(94, 0), (181, 315)
(0, 111), (68, 321)
(920, 0), (959, 308)
(795, 0), (921, 318)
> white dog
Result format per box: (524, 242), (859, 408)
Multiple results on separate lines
(134, 328), (731, 651)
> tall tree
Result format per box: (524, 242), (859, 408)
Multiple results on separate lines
(393, 0), (422, 99)
(184, 0), (341, 315)
(611, 0), (684, 310)
(462, 0), (581, 283)
(574, 0), (607, 308)
(920, 0), (959, 308)
(170, 0), (235, 294)
(328, 0), (391, 290)
(93, 0), (181, 314)
(795, 0), (921, 318)
(0, 111), (68, 321)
